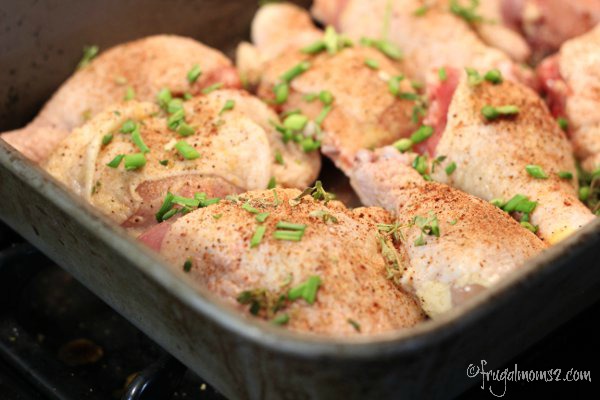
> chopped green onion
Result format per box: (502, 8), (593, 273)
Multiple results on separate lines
(183, 257), (193, 272)
(213, 213), (222, 219)
(438, 67), (447, 81)
(272, 313), (290, 325)
(525, 164), (548, 179)
(274, 150), (284, 165)
(255, 212), (270, 223)
(124, 86), (135, 101)
(445, 161), (457, 175)
(374, 39), (403, 60)
(120, 119), (137, 133)
(267, 177), (276, 189)
(159, 159), (169, 166)
(219, 99), (235, 115)
(302, 93), (318, 102)
(177, 122), (195, 137)
(167, 109), (185, 131)
(481, 105), (519, 120)
(315, 105), (332, 126)
(157, 88), (172, 109)
(276, 221), (306, 231)
(484, 69), (503, 84)
(167, 98), (184, 114)
(558, 171), (573, 180)
(288, 276), (322, 304)
(502, 194), (537, 214)
(324, 25), (339, 54)
(172, 195), (200, 208)
(280, 61), (311, 83)
(466, 68), (483, 86)
(557, 117), (569, 132)
(158, 208), (177, 221)
(77, 45), (99, 69)
(273, 230), (305, 241)
(301, 40), (326, 54)
(412, 155), (428, 175)
(347, 319), (361, 332)
(414, 5), (429, 16)
(291, 180), (334, 205)
(410, 125), (433, 144)
(319, 90), (334, 105)
(124, 153), (146, 170)
(183, 92), (193, 100)
(365, 58), (380, 69)
(283, 114), (308, 131)
(187, 64), (202, 83)
(201, 82), (223, 94)
(273, 83), (289, 105)
(101, 134), (113, 146)
(242, 201), (260, 214)
(579, 186), (591, 202)
(155, 192), (175, 221)
(250, 225), (266, 248)
(399, 92), (420, 101)
(411, 80), (424, 90)
(414, 233), (427, 246)
(520, 221), (538, 233)
(491, 198), (505, 208)
(414, 213), (441, 238)
(388, 75), (404, 96)
(106, 154), (124, 168)
(195, 193), (220, 207)
(131, 127), (150, 154)
(450, 0), (483, 23)
(393, 138), (413, 153)
(174, 140), (200, 160)
(301, 138), (321, 152)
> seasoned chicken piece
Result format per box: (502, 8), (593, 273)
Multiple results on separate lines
(2, 35), (241, 163)
(537, 26), (600, 173)
(44, 90), (319, 236)
(311, 0), (533, 84)
(423, 69), (595, 244)
(473, 0), (531, 62)
(139, 188), (426, 336)
(503, 0), (600, 58)
(350, 147), (547, 316)
(242, 3), (418, 173)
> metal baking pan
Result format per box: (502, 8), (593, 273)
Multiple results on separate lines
(1, 1), (600, 399)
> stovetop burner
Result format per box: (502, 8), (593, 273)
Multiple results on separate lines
(0, 222), (598, 399)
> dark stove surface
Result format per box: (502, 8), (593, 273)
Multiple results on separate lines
(0, 222), (597, 399)
(0, 224), (224, 400)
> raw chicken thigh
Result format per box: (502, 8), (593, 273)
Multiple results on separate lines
(140, 187), (426, 336)
(2, 35), (240, 162)
(44, 90), (320, 235)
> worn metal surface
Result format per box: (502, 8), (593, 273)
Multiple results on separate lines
(1, 1), (600, 399)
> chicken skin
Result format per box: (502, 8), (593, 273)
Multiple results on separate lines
(311, 0), (533, 84)
(474, 0), (531, 63)
(538, 25), (600, 173)
(350, 147), (546, 316)
(2, 35), (241, 163)
(423, 69), (595, 244)
(44, 91), (320, 236)
(503, 0), (600, 58)
(139, 188), (426, 336)
(241, 3), (418, 173)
